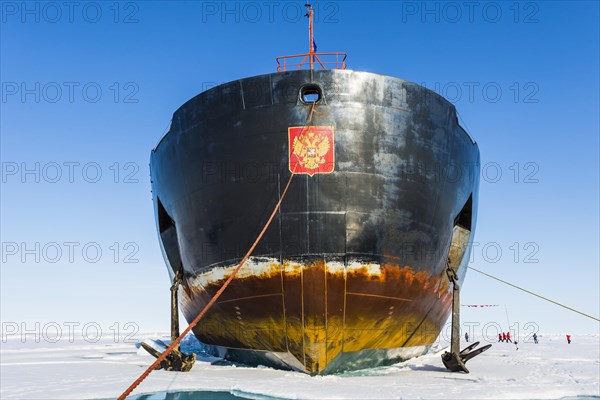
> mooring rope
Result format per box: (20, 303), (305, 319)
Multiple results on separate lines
(468, 266), (600, 322)
(118, 102), (317, 399)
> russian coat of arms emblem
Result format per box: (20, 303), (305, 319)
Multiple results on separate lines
(288, 126), (335, 176)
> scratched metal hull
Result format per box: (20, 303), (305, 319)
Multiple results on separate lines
(150, 69), (480, 374)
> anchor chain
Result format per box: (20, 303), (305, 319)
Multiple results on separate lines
(441, 262), (491, 373)
(140, 267), (196, 372)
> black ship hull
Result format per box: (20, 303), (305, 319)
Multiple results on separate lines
(150, 69), (480, 374)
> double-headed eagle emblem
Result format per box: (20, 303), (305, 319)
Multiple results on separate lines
(293, 130), (330, 169)
(288, 126), (335, 176)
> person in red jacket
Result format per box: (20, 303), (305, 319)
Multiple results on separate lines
(502, 332), (507, 342)
(498, 333), (503, 342)
(566, 334), (572, 344)
(506, 331), (512, 343)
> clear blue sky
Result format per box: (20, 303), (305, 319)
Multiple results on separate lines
(1, 1), (598, 342)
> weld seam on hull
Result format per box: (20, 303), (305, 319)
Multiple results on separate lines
(218, 293), (282, 304)
(345, 292), (412, 302)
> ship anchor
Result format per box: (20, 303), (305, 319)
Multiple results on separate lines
(441, 265), (491, 373)
(141, 267), (196, 372)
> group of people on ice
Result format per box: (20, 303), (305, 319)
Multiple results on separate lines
(464, 331), (571, 345)
(495, 332), (571, 344)
(497, 332), (513, 343)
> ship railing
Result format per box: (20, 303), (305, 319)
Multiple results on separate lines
(276, 52), (347, 72)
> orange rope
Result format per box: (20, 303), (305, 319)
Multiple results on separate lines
(118, 102), (317, 399)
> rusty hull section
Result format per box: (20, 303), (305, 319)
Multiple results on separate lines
(181, 258), (451, 374)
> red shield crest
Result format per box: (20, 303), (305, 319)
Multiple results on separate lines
(288, 126), (335, 176)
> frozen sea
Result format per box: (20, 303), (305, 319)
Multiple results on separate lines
(1, 332), (598, 399)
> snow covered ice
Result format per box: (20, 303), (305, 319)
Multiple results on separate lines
(1, 333), (598, 399)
